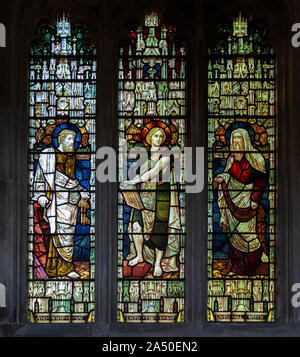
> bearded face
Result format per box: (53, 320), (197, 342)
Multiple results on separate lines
(62, 134), (75, 152)
(58, 131), (76, 153)
(231, 132), (245, 161)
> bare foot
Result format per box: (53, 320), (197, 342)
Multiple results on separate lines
(128, 256), (144, 267)
(153, 266), (163, 277)
(67, 271), (80, 279)
(163, 265), (179, 273)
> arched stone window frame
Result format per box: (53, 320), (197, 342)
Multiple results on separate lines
(0, 0), (296, 337)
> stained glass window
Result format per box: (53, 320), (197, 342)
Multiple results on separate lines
(27, 12), (96, 323)
(207, 14), (276, 322)
(117, 12), (186, 323)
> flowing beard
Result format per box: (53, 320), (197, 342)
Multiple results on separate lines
(231, 142), (244, 160)
(62, 143), (74, 152)
(232, 142), (243, 151)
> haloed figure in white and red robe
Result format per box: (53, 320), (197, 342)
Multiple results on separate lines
(213, 128), (269, 276)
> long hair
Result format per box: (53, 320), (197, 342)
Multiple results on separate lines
(228, 128), (266, 174)
(145, 127), (167, 147)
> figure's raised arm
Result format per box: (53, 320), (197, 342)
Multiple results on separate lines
(125, 156), (170, 184)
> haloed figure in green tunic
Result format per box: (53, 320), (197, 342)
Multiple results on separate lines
(125, 126), (182, 277)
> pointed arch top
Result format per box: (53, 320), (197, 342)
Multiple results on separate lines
(30, 11), (96, 57)
(27, 10), (97, 324)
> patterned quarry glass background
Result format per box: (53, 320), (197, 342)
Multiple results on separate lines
(117, 12), (186, 323)
(27, 12), (96, 323)
(207, 14), (276, 322)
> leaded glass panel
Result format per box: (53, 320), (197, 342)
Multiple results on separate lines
(117, 12), (186, 323)
(27, 12), (96, 323)
(207, 14), (276, 323)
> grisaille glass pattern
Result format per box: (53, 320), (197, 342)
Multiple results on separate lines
(28, 12), (96, 323)
(207, 14), (276, 322)
(117, 12), (186, 323)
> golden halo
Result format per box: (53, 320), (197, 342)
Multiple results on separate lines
(141, 120), (178, 147)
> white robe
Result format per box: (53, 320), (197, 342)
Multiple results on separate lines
(32, 147), (82, 262)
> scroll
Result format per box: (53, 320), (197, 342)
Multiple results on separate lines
(119, 182), (144, 210)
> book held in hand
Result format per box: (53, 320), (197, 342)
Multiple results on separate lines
(119, 182), (144, 210)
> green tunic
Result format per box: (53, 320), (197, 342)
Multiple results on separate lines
(132, 182), (170, 251)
